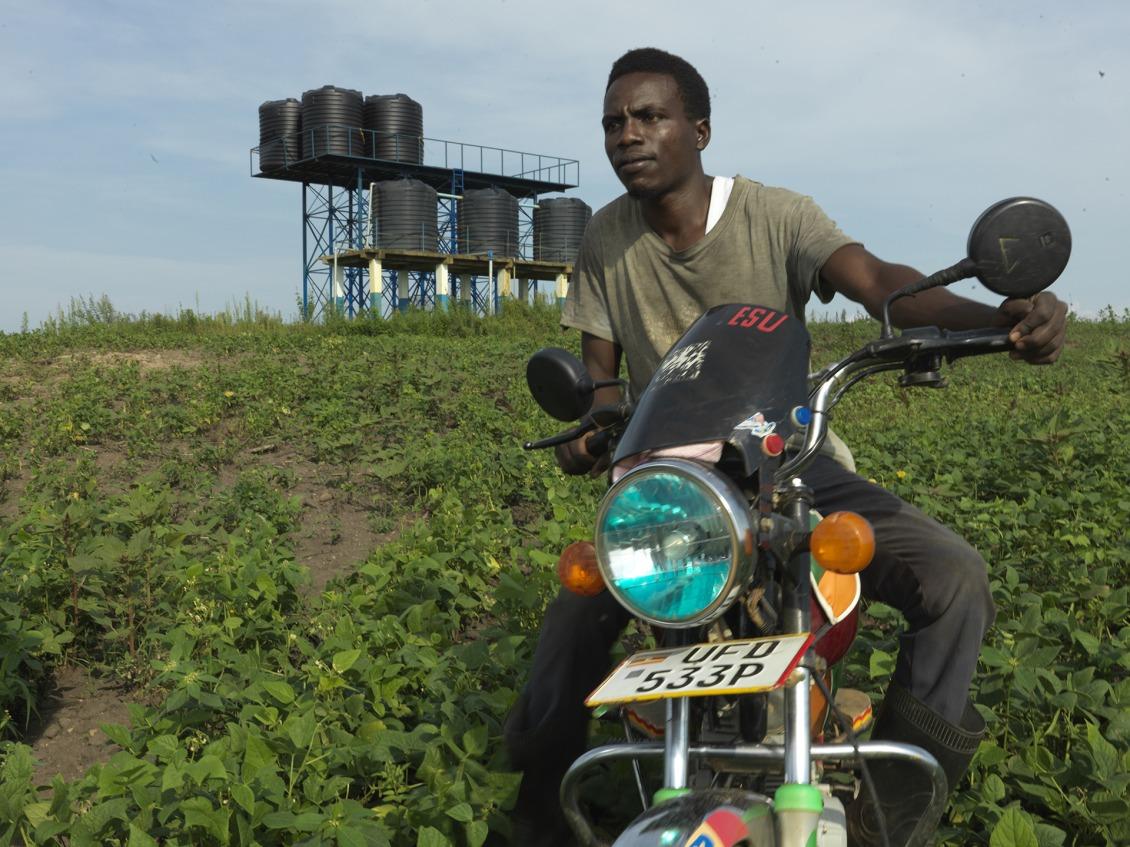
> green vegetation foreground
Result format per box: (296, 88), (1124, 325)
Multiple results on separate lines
(0, 303), (1127, 846)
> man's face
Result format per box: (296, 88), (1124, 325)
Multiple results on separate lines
(602, 71), (708, 199)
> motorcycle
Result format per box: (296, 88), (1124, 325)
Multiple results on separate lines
(521, 198), (1071, 847)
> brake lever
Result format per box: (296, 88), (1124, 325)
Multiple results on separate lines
(526, 417), (601, 451)
(523, 401), (632, 451)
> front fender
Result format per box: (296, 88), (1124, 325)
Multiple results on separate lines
(612, 789), (774, 847)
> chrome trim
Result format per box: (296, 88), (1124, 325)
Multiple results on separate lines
(784, 666), (811, 783)
(561, 740), (946, 847)
(594, 458), (754, 629)
(664, 698), (691, 789)
(776, 354), (880, 482)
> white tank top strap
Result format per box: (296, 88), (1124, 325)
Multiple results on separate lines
(705, 175), (735, 234)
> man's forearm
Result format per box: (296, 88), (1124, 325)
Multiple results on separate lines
(890, 287), (1001, 330)
(876, 262), (1000, 331)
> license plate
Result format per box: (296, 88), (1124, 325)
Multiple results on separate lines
(586, 633), (813, 707)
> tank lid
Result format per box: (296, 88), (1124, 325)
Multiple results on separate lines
(537, 196), (590, 207)
(302, 85), (363, 99)
(366, 93), (419, 103)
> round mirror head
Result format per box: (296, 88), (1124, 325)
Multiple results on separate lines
(967, 197), (1071, 298)
(526, 348), (594, 422)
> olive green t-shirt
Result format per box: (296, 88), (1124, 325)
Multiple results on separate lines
(561, 175), (859, 469)
(562, 176), (858, 398)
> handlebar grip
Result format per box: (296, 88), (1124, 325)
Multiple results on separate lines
(586, 429), (612, 459)
(946, 328), (1011, 341)
(943, 327), (1013, 360)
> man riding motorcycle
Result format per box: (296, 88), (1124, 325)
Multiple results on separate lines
(504, 47), (1068, 846)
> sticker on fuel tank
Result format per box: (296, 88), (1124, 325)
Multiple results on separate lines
(734, 411), (777, 437)
(683, 807), (751, 846)
(654, 340), (711, 386)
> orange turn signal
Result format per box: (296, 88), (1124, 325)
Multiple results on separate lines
(557, 541), (605, 596)
(810, 511), (875, 574)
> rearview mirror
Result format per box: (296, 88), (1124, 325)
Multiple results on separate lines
(967, 197), (1071, 297)
(526, 348), (594, 421)
(881, 197), (1071, 336)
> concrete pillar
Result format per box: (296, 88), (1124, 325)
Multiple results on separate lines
(460, 275), (473, 304)
(497, 266), (512, 299)
(555, 273), (569, 308)
(436, 262), (450, 310)
(368, 257), (383, 315)
(518, 278), (529, 301)
(396, 270), (409, 313)
(333, 262), (345, 314)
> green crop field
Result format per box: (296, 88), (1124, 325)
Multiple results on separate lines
(0, 302), (1127, 846)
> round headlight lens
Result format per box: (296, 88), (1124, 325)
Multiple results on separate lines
(596, 461), (749, 627)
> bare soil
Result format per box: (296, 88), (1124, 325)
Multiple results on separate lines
(54, 350), (207, 374)
(25, 665), (135, 785)
(2, 349), (411, 783)
(0, 466), (31, 521)
(284, 458), (389, 594)
(214, 443), (396, 593)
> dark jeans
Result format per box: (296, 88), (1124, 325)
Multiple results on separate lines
(504, 456), (995, 837)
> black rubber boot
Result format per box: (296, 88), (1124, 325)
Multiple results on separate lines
(847, 682), (985, 847)
(509, 761), (577, 847)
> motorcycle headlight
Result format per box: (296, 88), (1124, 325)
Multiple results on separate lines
(595, 458), (754, 628)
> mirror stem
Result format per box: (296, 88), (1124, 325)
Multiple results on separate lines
(881, 257), (978, 338)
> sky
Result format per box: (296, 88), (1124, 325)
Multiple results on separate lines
(0, 0), (1126, 332)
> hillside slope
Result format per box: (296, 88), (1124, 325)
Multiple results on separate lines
(0, 304), (1127, 845)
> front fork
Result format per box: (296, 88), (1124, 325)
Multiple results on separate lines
(664, 697), (692, 791)
(780, 477), (815, 785)
(661, 629), (695, 794)
(657, 478), (816, 795)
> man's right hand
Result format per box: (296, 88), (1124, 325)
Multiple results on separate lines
(554, 332), (624, 477)
(555, 431), (610, 476)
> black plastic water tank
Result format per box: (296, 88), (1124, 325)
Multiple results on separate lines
(373, 179), (438, 251)
(459, 187), (519, 257)
(300, 85), (364, 158)
(533, 197), (592, 262)
(363, 94), (424, 163)
(258, 99), (302, 170)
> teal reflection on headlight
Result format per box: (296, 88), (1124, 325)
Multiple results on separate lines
(597, 470), (735, 624)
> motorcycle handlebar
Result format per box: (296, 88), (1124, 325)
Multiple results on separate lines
(777, 326), (1013, 482)
(524, 401), (632, 453)
(938, 327), (1012, 359)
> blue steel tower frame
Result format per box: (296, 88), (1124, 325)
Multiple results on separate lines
(253, 126), (579, 321)
(302, 169), (368, 319)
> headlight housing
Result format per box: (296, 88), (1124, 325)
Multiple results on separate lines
(595, 458), (754, 628)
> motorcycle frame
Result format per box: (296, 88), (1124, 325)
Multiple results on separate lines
(561, 740), (945, 846)
(557, 333), (1019, 847)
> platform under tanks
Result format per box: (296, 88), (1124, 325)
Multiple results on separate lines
(252, 128), (578, 198)
(321, 246), (573, 281)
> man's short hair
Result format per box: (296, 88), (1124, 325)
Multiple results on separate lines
(607, 47), (711, 121)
